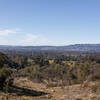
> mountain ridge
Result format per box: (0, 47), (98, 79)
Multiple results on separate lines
(0, 44), (100, 52)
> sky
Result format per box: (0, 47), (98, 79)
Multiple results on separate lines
(0, 0), (100, 46)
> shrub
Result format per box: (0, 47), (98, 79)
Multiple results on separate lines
(91, 84), (100, 93)
(19, 65), (43, 82)
(0, 67), (13, 91)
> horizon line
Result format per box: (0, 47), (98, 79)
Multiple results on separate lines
(0, 43), (100, 47)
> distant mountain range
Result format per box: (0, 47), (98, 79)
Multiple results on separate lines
(0, 44), (100, 52)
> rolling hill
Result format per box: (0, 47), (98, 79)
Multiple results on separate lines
(0, 44), (100, 52)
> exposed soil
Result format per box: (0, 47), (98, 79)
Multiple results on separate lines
(0, 77), (100, 100)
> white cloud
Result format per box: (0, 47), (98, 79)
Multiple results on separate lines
(0, 28), (53, 46)
(0, 29), (18, 36)
(19, 34), (52, 46)
(26, 34), (38, 40)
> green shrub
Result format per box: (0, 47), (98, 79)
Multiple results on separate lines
(0, 67), (13, 91)
(19, 65), (43, 82)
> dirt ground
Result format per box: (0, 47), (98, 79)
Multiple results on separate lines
(0, 77), (100, 100)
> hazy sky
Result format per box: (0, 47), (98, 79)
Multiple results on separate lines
(0, 0), (100, 46)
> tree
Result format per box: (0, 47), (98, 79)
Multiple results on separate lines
(0, 68), (13, 91)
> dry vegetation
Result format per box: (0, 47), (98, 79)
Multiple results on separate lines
(1, 51), (100, 100)
(0, 77), (100, 100)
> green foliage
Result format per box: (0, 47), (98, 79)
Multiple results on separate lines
(1, 50), (100, 87)
(43, 64), (68, 80)
(0, 53), (8, 68)
(75, 63), (90, 82)
(0, 67), (13, 91)
(19, 64), (70, 86)
(34, 55), (49, 66)
(0, 52), (18, 69)
(19, 65), (43, 82)
(18, 61), (100, 86)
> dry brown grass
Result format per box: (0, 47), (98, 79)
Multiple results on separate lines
(0, 77), (100, 100)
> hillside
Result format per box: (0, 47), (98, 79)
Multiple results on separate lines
(0, 77), (100, 100)
(0, 52), (18, 68)
(0, 48), (100, 100)
(0, 44), (100, 52)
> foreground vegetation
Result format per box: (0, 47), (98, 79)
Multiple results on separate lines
(0, 77), (100, 100)
(0, 50), (100, 100)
